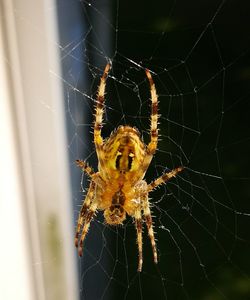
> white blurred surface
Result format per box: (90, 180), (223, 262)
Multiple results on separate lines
(0, 0), (78, 299)
(0, 20), (33, 300)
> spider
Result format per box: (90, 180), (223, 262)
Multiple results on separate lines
(75, 63), (184, 272)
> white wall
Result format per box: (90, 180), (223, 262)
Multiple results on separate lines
(0, 1), (78, 299)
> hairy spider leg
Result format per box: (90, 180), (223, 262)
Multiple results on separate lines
(94, 63), (111, 150)
(132, 69), (159, 183)
(142, 195), (158, 265)
(134, 209), (143, 272)
(75, 181), (96, 249)
(78, 200), (98, 256)
(147, 166), (184, 192)
(75, 159), (95, 177)
(145, 69), (158, 155)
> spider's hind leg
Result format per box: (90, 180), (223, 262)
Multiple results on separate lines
(75, 181), (96, 253)
(134, 209), (143, 272)
(135, 181), (158, 270)
(78, 200), (98, 256)
(142, 195), (158, 265)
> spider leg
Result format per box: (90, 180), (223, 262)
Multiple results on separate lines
(147, 166), (184, 192)
(134, 209), (143, 272)
(75, 181), (95, 249)
(130, 69), (158, 183)
(142, 194), (158, 265)
(145, 69), (158, 155)
(78, 200), (98, 256)
(94, 63), (111, 149)
(75, 159), (95, 178)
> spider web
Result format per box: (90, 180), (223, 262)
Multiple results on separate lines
(56, 0), (250, 299)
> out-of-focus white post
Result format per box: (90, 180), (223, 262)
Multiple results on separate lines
(0, 0), (78, 299)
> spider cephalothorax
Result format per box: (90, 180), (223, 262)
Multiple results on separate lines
(75, 63), (183, 271)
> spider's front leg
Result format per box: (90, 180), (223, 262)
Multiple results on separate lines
(132, 69), (159, 183)
(94, 63), (111, 150)
(145, 68), (158, 155)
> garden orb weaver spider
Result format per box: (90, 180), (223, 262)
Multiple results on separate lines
(75, 63), (184, 272)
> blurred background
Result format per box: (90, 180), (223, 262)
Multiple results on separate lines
(1, 0), (250, 299)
